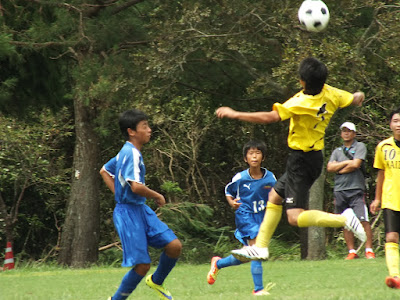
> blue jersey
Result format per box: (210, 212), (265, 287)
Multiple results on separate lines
(225, 168), (276, 214)
(103, 141), (146, 205)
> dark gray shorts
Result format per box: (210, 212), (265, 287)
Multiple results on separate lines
(333, 189), (369, 222)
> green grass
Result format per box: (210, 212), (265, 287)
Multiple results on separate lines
(0, 258), (399, 299)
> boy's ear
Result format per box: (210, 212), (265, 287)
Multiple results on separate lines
(127, 128), (136, 137)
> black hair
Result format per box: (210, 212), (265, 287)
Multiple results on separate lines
(118, 109), (149, 140)
(299, 57), (328, 95)
(389, 107), (400, 122)
(243, 140), (267, 159)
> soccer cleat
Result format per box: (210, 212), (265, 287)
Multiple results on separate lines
(252, 289), (270, 296)
(365, 251), (375, 259)
(341, 208), (367, 242)
(145, 275), (173, 300)
(231, 245), (269, 261)
(386, 276), (400, 289)
(207, 256), (221, 285)
(345, 252), (359, 260)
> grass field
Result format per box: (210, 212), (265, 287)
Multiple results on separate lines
(0, 257), (399, 299)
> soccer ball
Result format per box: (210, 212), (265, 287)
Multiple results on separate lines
(298, 0), (330, 32)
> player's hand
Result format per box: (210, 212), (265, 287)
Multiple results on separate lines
(353, 92), (365, 106)
(154, 194), (166, 207)
(232, 198), (242, 210)
(216, 107), (238, 119)
(369, 199), (381, 214)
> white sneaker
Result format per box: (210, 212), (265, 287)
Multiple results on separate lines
(231, 245), (269, 261)
(252, 289), (270, 296)
(341, 208), (367, 242)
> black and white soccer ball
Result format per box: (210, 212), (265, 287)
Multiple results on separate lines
(298, 0), (330, 32)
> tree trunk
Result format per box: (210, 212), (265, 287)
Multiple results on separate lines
(58, 96), (100, 267)
(306, 170), (326, 260)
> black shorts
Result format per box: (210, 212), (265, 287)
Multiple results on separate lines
(274, 150), (323, 210)
(383, 208), (400, 234)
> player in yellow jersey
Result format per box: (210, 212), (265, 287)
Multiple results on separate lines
(216, 57), (366, 261)
(370, 108), (400, 289)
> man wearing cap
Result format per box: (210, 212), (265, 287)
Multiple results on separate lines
(327, 122), (375, 260)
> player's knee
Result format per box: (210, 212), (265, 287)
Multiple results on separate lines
(287, 214), (298, 226)
(165, 239), (182, 258)
(386, 232), (400, 244)
(135, 263), (151, 276)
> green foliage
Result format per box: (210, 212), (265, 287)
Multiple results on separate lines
(156, 202), (233, 263)
(0, 108), (73, 257)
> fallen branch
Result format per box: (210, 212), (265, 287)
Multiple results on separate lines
(99, 241), (121, 251)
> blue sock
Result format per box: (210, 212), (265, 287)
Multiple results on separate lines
(216, 254), (242, 269)
(152, 251), (178, 285)
(251, 260), (263, 292)
(112, 269), (143, 300)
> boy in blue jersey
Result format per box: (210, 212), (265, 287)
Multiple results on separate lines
(100, 109), (182, 300)
(207, 140), (276, 296)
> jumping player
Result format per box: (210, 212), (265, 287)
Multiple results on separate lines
(100, 109), (182, 300)
(207, 140), (276, 296)
(216, 57), (366, 261)
(370, 108), (400, 289)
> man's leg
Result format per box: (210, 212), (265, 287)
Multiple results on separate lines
(385, 232), (400, 289)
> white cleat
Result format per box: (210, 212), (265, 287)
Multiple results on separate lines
(341, 208), (367, 242)
(231, 245), (269, 261)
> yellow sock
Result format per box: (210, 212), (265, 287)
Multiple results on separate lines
(297, 210), (346, 228)
(255, 202), (282, 248)
(386, 242), (400, 277)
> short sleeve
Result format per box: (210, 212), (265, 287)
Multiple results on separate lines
(103, 156), (117, 177)
(354, 143), (367, 160)
(329, 149), (339, 162)
(373, 143), (385, 170)
(225, 173), (241, 198)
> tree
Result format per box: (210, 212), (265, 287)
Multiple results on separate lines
(305, 172), (326, 260)
(0, 109), (72, 249)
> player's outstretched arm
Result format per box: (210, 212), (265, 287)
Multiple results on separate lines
(216, 107), (281, 124)
(351, 92), (365, 107)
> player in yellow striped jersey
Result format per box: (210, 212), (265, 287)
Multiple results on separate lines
(370, 108), (400, 289)
(216, 57), (366, 261)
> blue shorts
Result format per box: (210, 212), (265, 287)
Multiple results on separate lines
(234, 210), (265, 245)
(113, 203), (177, 267)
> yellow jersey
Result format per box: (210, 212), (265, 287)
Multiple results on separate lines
(273, 84), (354, 151)
(373, 137), (400, 211)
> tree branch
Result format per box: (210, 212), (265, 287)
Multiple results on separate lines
(111, 0), (145, 15)
(10, 40), (80, 49)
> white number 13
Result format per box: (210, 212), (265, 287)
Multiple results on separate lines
(253, 200), (265, 213)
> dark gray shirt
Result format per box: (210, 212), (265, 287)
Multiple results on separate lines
(329, 140), (366, 191)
